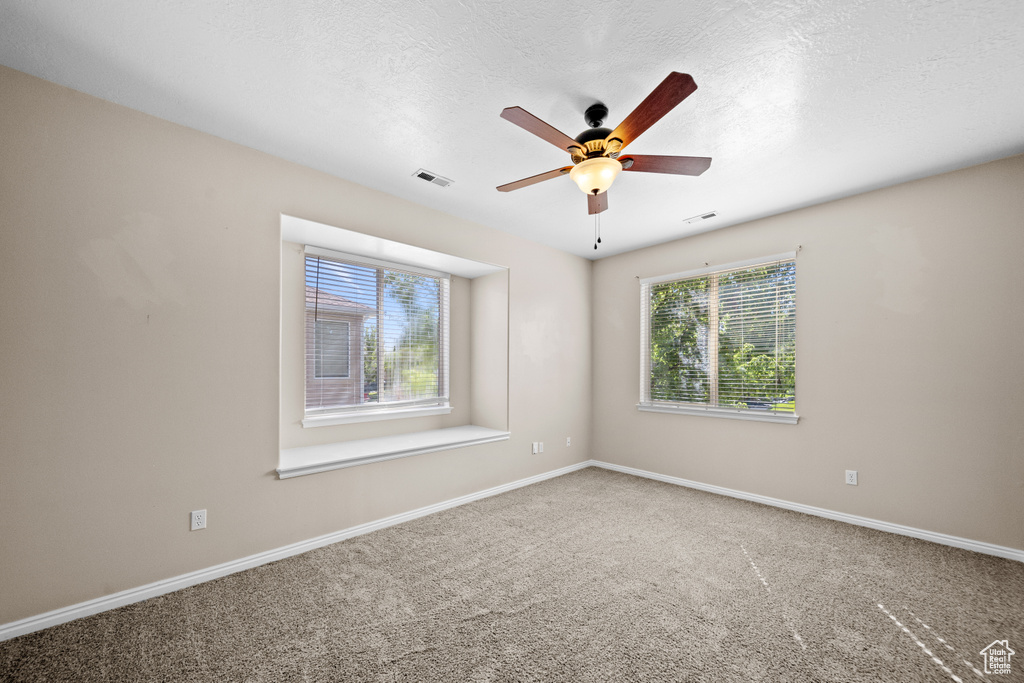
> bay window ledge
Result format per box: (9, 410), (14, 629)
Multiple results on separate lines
(637, 402), (799, 424)
(302, 405), (452, 428)
(278, 425), (511, 479)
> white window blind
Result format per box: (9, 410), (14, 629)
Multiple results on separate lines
(640, 254), (796, 419)
(305, 248), (450, 418)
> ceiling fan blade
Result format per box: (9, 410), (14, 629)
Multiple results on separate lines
(500, 107), (579, 152)
(606, 73), (698, 152)
(588, 191), (608, 215)
(621, 155), (711, 176)
(496, 166), (572, 192)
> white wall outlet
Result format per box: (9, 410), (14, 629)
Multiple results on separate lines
(531, 442), (538, 454)
(190, 509), (207, 531)
(845, 470), (858, 486)
(539, 442), (544, 453)
(566, 437), (571, 447)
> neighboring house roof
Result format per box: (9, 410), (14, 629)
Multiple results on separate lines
(305, 286), (376, 317)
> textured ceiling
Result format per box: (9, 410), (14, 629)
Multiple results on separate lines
(2, 0), (1023, 258)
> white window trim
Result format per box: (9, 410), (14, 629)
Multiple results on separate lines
(302, 404), (453, 428)
(285, 215), (505, 279)
(639, 252), (798, 424)
(638, 252), (797, 286)
(304, 245), (450, 279)
(637, 402), (798, 424)
(279, 425), (510, 478)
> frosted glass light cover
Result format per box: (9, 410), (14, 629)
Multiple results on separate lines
(569, 157), (622, 195)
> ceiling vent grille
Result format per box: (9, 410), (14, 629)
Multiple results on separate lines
(413, 169), (453, 188)
(683, 210), (718, 225)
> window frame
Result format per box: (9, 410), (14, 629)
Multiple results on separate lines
(638, 252), (798, 425)
(303, 246), (452, 428)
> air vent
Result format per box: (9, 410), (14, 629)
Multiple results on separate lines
(683, 210), (718, 225)
(412, 168), (453, 188)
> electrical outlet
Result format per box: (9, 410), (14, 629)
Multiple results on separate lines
(566, 437), (571, 447)
(539, 442), (544, 453)
(845, 470), (858, 486)
(190, 509), (207, 531)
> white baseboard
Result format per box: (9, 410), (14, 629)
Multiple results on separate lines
(588, 459), (1024, 563)
(0, 460), (591, 642)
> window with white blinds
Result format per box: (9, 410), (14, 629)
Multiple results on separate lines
(305, 247), (450, 420)
(639, 253), (797, 422)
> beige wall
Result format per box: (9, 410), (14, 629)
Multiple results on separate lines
(0, 66), (592, 624)
(470, 270), (510, 431)
(592, 154), (1024, 551)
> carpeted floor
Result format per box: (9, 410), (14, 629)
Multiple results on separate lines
(2, 467), (1022, 682)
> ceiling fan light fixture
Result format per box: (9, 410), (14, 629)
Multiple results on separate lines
(569, 157), (622, 195)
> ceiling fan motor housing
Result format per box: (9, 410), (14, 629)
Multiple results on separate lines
(575, 126), (612, 145)
(573, 103), (622, 162)
(572, 128), (621, 163)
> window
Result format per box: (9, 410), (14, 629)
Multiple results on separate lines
(314, 320), (350, 378)
(639, 253), (797, 423)
(305, 247), (450, 422)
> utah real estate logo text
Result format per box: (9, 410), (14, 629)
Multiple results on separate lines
(980, 640), (1014, 675)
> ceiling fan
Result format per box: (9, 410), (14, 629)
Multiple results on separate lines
(496, 72), (711, 216)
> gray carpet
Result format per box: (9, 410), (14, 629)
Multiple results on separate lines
(2, 467), (1022, 682)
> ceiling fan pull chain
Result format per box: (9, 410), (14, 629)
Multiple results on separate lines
(597, 212), (602, 244)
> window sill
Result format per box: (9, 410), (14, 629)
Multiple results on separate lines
(637, 403), (799, 424)
(277, 425), (511, 479)
(302, 405), (452, 428)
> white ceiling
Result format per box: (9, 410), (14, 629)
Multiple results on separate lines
(2, 0), (1022, 259)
